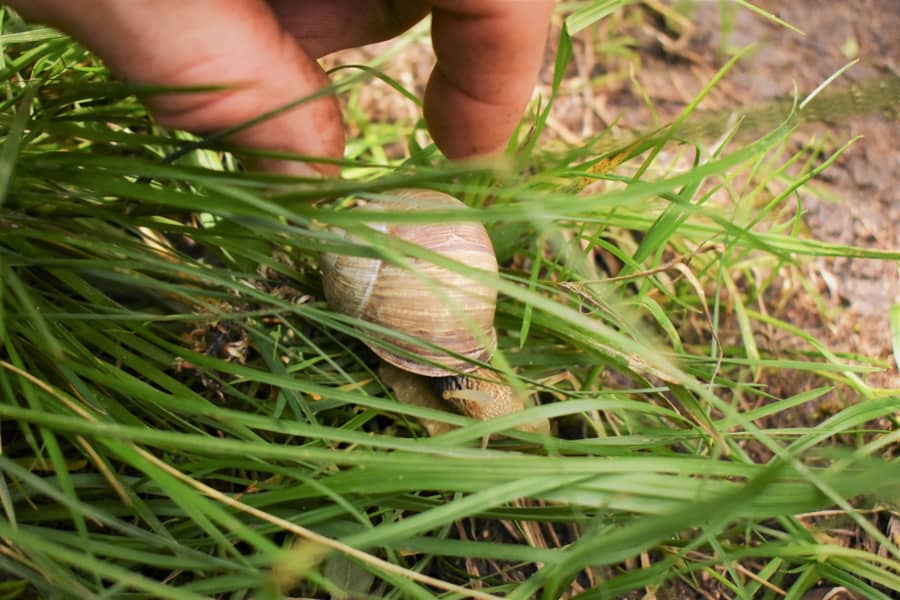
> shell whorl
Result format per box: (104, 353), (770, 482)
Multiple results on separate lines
(320, 189), (499, 377)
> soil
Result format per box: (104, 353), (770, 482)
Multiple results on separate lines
(545, 0), (900, 394)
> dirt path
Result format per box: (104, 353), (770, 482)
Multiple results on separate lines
(707, 0), (899, 367)
(549, 1), (899, 391)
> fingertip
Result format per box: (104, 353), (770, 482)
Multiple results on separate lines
(425, 1), (553, 161)
(146, 29), (347, 177)
(28, 0), (348, 177)
(423, 69), (524, 160)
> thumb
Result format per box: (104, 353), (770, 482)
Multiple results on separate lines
(16, 0), (344, 176)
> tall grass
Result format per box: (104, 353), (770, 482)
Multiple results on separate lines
(1, 4), (898, 599)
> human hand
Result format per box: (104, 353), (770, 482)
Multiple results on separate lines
(11, 0), (555, 176)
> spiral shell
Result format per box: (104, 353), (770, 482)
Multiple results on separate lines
(319, 189), (498, 377)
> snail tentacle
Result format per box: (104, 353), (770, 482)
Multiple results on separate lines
(430, 367), (518, 421)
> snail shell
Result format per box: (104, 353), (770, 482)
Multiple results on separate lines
(319, 189), (498, 377)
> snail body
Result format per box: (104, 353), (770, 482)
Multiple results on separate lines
(319, 189), (538, 430)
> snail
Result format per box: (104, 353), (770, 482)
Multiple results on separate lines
(319, 189), (545, 434)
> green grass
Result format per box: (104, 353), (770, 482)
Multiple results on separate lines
(1, 4), (898, 599)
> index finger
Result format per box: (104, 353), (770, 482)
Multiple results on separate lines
(425, 1), (554, 159)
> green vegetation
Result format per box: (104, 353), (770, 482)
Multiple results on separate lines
(1, 4), (897, 599)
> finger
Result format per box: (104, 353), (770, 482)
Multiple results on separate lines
(15, 0), (344, 176)
(425, 1), (554, 159)
(267, 0), (430, 58)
